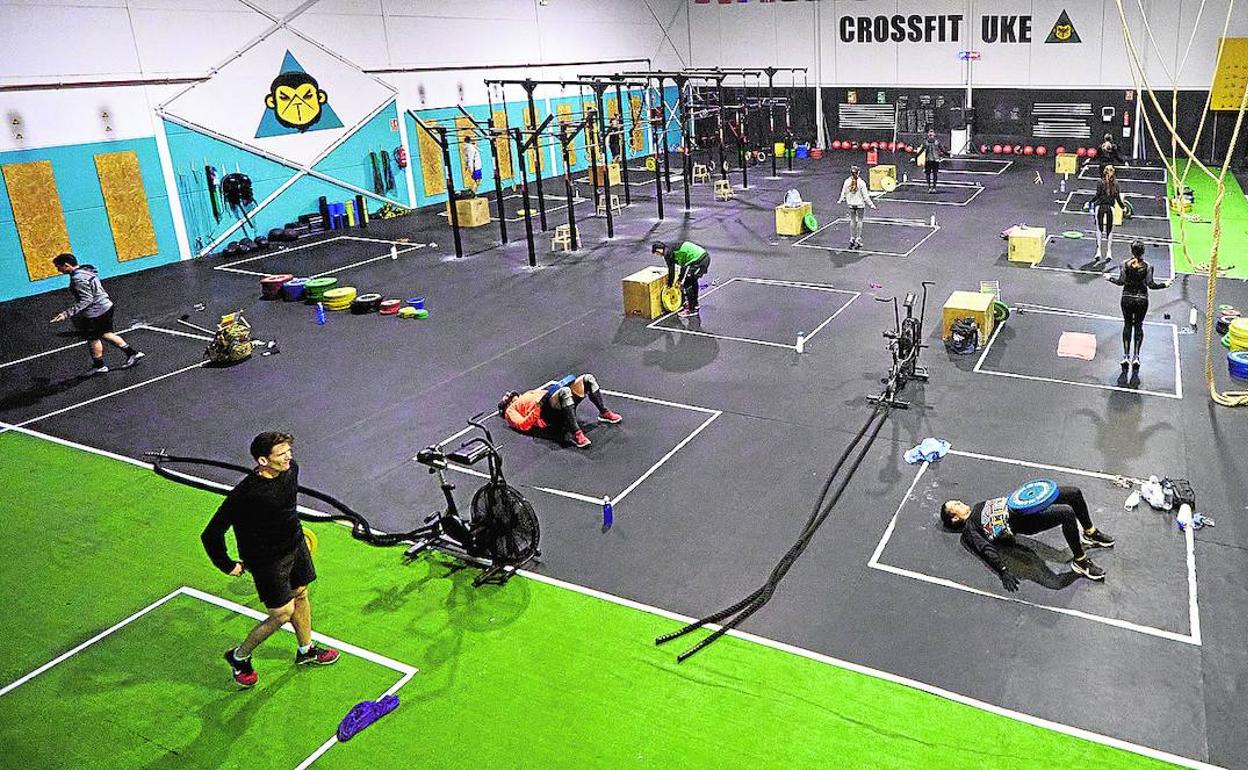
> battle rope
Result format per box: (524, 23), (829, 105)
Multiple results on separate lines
(655, 402), (891, 662)
(145, 451), (420, 547)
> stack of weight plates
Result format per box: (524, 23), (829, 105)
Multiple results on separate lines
(350, 293), (383, 314)
(378, 299), (402, 316)
(1229, 350), (1248, 381)
(1215, 305), (1239, 336)
(304, 277), (338, 304)
(322, 286), (358, 312)
(281, 278), (308, 302)
(1229, 318), (1248, 352)
(260, 274), (293, 300)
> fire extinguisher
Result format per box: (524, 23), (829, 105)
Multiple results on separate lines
(395, 146), (409, 169)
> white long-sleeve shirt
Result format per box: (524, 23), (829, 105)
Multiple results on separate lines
(838, 176), (876, 209)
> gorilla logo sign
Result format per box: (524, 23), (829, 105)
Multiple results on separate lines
(255, 51), (344, 138)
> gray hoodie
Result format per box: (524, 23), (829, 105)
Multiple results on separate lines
(65, 265), (114, 319)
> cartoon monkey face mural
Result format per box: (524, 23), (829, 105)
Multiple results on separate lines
(265, 71), (328, 131)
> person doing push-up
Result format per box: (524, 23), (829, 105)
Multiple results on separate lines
(940, 485), (1115, 589)
(498, 374), (622, 449)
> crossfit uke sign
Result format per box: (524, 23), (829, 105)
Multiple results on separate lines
(838, 10), (1081, 45)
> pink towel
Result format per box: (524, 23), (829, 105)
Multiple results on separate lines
(1057, 331), (1097, 361)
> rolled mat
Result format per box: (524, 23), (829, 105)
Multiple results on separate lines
(260, 274), (294, 300)
(378, 299), (402, 315)
(282, 278), (308, 302)
(1230, 351), (1248, 380)
(350, 293), (383, 314)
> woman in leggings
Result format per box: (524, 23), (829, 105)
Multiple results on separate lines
(1091, 165), (1126, 264)
(1105, 240), (1172, 376)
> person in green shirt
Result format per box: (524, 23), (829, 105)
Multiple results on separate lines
(651, 241), (711, 317)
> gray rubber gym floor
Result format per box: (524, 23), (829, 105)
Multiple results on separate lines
(3, 149), (1246, 768)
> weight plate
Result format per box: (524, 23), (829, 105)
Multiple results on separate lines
(303, 527), (318, 558)
(661, 285), (682, 312)
(880, 176), (898, 192)
(803, 213), (819, 232)
(414, 308), (429, 319)
(1062, 230), (1085, 239)
(398, 306), (418, 319)
(1007, 479), (1060, 515)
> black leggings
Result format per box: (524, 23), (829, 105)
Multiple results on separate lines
(925, 161), (939, 187)
(682, 254), (711, 310)
(1096, 206), (1114, 237)
(1011, 486), (1093, 560)
(1121, 294), (1148, 357)
(538, 375), (608, 437)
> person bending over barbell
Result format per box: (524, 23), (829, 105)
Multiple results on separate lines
(940, 485), (1115, 589)
(498, 374), (622, 449)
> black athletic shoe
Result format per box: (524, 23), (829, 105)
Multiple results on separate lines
(1081, 529), (1116, 548)
(122, 351), (145, 369)
(224, 648), (257, 688)
(295, 645), (340, 666)
(1071, 558), (1106, 581)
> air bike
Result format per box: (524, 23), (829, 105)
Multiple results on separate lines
(868, 280), (934, 409)
(146, 412), (539, 587)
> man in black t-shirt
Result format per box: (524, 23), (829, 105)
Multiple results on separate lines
(202, 432), (339, 688)
(939, 486), (1116, 590)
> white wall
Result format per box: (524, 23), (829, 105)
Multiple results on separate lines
(687, 0), (1246, 89)
(0, 0), (692, 152)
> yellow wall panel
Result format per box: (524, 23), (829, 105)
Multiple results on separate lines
(1211, 38), (1248, 111)
(416, 118), (446, 197)
(94, 151), (158, 262)
(492, 110), (513, 180)
(2, 161), (71, 282)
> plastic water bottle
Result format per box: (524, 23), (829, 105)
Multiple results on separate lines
(929, 214), (936, 227)
(390, 245), (399, 260)
(902, 172), (909, 183)
(795, 332), (806, 354)
(1189, 307), (1198, 330)
(315, 302), (326, 325)
(1060, 176), (1066, 193)
(602, 496), (613, 529)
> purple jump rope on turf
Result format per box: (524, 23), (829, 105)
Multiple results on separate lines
(337, 694), (400, 742)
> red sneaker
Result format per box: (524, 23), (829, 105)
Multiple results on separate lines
(571, 430), (592, 448)
(224, 648), (258, 688)
(598, 410), (623, 424)
(295, 644), (340, 666)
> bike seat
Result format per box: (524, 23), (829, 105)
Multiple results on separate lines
(447, 438), (491, 466)
(415, 446), (447, 470)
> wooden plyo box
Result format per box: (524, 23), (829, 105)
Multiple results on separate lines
(775, 202), (812, 236)
(446, 196), (490, 227)
(1007, 225), (1046, 264)
(942, 290), (996, 341)
(622, 265), (669, 319)
(869, 164), (897, 191)
(1055, 153), (1078, 175)
(588, 163), (622, 187)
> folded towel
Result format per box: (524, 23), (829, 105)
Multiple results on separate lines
(1056, 331), (1097, 361)
(905, 437), (950, 464)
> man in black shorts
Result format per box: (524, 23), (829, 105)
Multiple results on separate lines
(202, 432), (339, 688)
(49, 253), (143, 374)
(940, 485), (1116, 589)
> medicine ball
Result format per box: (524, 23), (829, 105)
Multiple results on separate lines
(1076, 147), (1087, 157)
(993, 144), (1003, 154)
(1023, 146), (1034, 156)
(1087, 147), (1098, 158)
(1036, 146), (1048, 156)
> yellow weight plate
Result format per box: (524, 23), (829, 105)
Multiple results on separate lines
(661, 285), (683, 312)
(880, 175), (898, 192)
(303, 527), (318, 558)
